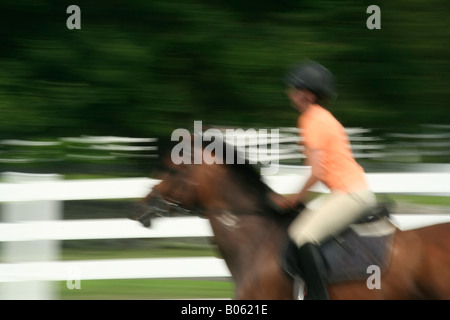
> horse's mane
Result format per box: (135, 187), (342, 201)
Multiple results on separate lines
(156, 133), (297, 226)
(200, 135), (297, 226)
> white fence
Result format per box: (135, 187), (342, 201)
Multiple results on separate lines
(3, 125), (450, 166)
(1, 170), (450, 299)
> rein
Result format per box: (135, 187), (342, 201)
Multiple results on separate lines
(150, 189), (192, 215)
(136, 190), (194, 227)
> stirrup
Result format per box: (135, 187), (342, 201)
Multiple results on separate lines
(293, 276), (306, 300)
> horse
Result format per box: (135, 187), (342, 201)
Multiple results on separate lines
(132, 137), (450, 300)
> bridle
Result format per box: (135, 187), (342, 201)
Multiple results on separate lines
(137, 188), (192, 224)
(153, 190), (192, 216)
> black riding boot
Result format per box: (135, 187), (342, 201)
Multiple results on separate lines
(297, 242), (330, 300)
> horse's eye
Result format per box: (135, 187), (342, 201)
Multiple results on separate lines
(164, 166), (179, 176)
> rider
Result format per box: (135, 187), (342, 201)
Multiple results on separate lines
(275, 60), (377, 299)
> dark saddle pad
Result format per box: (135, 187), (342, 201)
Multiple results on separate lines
(319, 219), (395, 283)
(319, 203), (395, 283)
(282, 203), (396, 284)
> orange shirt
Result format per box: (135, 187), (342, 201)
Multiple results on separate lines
(298, 104), (369, 193)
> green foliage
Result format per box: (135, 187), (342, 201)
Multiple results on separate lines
(0, 0), (448, 140)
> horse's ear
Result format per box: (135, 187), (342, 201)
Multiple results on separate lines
(148, 137), (176, 177)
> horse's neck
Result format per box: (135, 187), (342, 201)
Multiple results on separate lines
(198, 164), (285, 274)
(207, 210), (284, 277)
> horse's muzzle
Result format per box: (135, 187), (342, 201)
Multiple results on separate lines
(128, 202), (154, 227)
(129, 193), (192, 228)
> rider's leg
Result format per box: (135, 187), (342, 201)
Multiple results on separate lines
(288, 189), (376, 247)
(286, 189), (376, 300)
(297, 242), (329, 300)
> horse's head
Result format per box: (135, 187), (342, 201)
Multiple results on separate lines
(132, 157), (203, 227)
(130, 132), (299, 228)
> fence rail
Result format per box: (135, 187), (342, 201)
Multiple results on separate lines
(2, 214), (450, 243)
(3, 125), (450, 166)
(1, 171), (450, 299)
(1, 171), (450, 203)
(0, 257), (231, 282)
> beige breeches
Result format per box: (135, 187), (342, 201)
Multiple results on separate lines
(288, 189), (377, 247)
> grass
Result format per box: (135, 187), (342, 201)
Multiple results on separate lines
(58, 243), (233, 300)
(60, 279), (234, 300)
(2, 243), (233, 300)
(385, 194), (450, 207)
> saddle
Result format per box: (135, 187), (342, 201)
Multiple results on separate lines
(282, 203), (396, 284)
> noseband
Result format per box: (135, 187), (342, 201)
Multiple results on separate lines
(136, 189), (193, 227)
(155, 191), (192, 215)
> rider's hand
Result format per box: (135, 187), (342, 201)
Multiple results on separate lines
(284, 194), (303, 209)
(269, 192), (299, 213)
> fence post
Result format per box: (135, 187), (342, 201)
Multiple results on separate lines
(1, 172), (62, 300)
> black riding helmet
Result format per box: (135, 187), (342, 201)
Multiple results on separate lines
(285, 60), (337, 103)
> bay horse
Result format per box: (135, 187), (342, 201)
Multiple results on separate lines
(133, 138), (450, 300)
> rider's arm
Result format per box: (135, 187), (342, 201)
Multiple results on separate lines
(290, 147), (324, 205)
(293, 173), (319, 203)
(271, 147), (324, 211)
